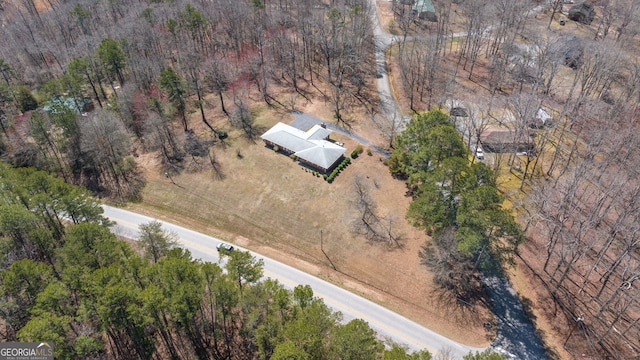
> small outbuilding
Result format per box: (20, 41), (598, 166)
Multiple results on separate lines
(450, 107), (468, 117)
(568, 1), (596, 25)
(261, 122), (346, 173)
(529, 108), (553, 129)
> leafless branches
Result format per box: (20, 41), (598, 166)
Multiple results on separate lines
(351, 175), (403, 249)
(420, 226), (482, 301)
(525, 103), (640, 357)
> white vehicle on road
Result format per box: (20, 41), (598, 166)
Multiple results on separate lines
(216, 242), (234, 254)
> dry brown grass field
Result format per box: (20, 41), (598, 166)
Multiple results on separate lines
(122, 91), (492, 347)
(114, 1), (640, 356)
(382, 1), (640, 357)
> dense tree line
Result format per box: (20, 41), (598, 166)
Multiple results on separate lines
(388, 110), (523, 302)
(0, 0), (375, 199)
(1, 163), (458, 359)
(451, 1), (640, 358)
(391, 1), (640, 357)
(523, 104), (640, 358)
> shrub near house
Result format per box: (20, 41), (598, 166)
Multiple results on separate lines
(325, 157), (351, 183)
(351, 145), (364, 159)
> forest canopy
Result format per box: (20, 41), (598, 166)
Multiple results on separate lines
(1, 163), (496, 359)
(0, 0), (375, 201)
(390, 111), (524, 300)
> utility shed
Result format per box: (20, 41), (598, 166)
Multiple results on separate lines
(261, 122), (346, 173)
(531, 108), (552, 128)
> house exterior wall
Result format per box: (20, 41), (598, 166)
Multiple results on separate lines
(263, 140), (344, 174)
(299, 155), (344, 174)
(264, 140), (294, 155)
(299, 158), (327, 173)
(264, 139), (335, 173)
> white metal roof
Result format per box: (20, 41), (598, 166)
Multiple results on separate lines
(296, 141), (346, 169)
(261, 122), (346, 169)
(305, 124), (332, 140)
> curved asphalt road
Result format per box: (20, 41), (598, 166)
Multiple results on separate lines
(367, 2), (550, 359)
(101, 4), (551, 360)
(103, 205), (482, 359)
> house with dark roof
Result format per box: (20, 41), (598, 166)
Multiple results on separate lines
(261, 122), (346, 173)
(480, 128), (535, 154)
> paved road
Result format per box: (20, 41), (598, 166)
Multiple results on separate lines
(366, 2), (550, 359)
(369, 4), (406, 126)
(484, 277), (549, 359)
(103, 205), (483, 359)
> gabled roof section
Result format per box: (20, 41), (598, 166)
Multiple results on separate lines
(261, 122), (346, 170)
(43, 97), (77, 113)
(261, 124), (312, 152)
(413, 0), (435, 13)
(305, 124), (332, 140)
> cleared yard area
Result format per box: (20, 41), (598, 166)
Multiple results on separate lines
(123, 101), (492, 347)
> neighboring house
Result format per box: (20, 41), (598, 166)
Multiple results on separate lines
(261, 122), (346, 173)
(412, 0), (437, 22)
(43, 97), (94, 114)
(445, 99), (468, 116)
(480, 128), (535, 154)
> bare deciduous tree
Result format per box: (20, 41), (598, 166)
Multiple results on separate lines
(204, 57), (232, 117)
(144, 107), (184, 166)
(351, 175), (402, 248)
(420, 226), (481, 301)
(80, 109), (143, 200)
(457, 0), (491, 79)
(230, 95), (257, 139)
(208, 147), (224, 181)
(371, 112), (403, 149)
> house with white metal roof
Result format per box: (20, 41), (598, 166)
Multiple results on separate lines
(261, 122), (346, 173)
